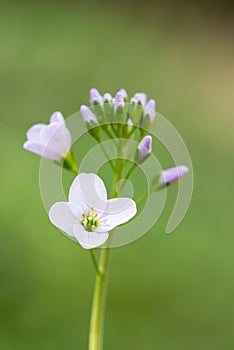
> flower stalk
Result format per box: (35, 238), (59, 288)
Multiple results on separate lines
(88, 142), (125, 350)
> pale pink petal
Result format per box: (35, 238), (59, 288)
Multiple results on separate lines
(23, 141), (46, 157)
(23, 141), (62, 159)
(99, 198), (137, 231)
(26, 124), (47, 142)
(50, 111), (65, 124)
(49, 202), (82, 236)
(69, 173), (107, 214)
(73, 224), (109, 249)
(40, 123), (72, 156)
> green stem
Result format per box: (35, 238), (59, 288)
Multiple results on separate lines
(90, 250), (101, 276)
(136, 191), (149, 206)
(99, 142), (116, 172)
(103, 126), (118, 145)
(88, 248), (110, 350)
(88, 144), (124, 350)
(124, 163), (137, 181)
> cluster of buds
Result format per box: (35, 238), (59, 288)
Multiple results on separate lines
(80, 88), (156, 165)
(80, 88), (156, 140)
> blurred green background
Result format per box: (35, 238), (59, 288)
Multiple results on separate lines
(0, 0), (234, 349)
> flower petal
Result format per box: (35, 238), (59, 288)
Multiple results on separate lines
(23, 141), (61, 160)
(69, 173), (107, 214)
(26, 123), (47, 142)
(40, 123), (72, 157)
(99, 198), (137, 231)
(50, 111), (65, 124)
(49, 202), (82, 236)
(73, 224), (109, 249)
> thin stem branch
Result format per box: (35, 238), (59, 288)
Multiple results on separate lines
(136, 191), (149, 206)
(90, 250), (102, 276)
(124, 163), (137, 181)
(102, 127), (118, 146)
(99, 142), (116, 172)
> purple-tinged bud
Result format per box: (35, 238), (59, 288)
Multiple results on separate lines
(133, 92), (147, 106)
(89, 88), (103, 106)
(135, 135), (152, 164)
(144, 99), (156, 122)
(103, 93), (112, 102)
(80, 105), (98, 123)
(160, 166), (189, 184)
(114, 92), (125, 112)
(118, 88), (128, 99)
(80, 105), (100, 141)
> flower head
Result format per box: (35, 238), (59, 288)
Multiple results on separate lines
(81, 89), (156, 138)
(23, 112), (72, 160)
(160, 166), (189, 184)
(135, 135), (152, 164)
(49, 173), (137, 249)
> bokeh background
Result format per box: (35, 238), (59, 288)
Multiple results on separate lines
(1, 0), (234, 349)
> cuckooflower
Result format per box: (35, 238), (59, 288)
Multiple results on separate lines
(23, 111), (72, 160)
(160, 166), (189, 184)
(49, 173), (137, 249)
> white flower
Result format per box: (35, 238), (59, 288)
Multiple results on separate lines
(49, 173), (137, 249)
(23, 111), (72, 160)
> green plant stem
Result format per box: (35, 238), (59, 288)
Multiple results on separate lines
(136, 191), (149, 206)
(99, 142), (116, 172)
(88, 141), (124, 350)
(125, 163), (137, 181)
(88, 248), (110, 350)
(90, 250), (101, 276)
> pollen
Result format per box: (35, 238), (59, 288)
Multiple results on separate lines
(81, 208), (99, 232)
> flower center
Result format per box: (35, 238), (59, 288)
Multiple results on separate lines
(81, 208), (99, 232)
